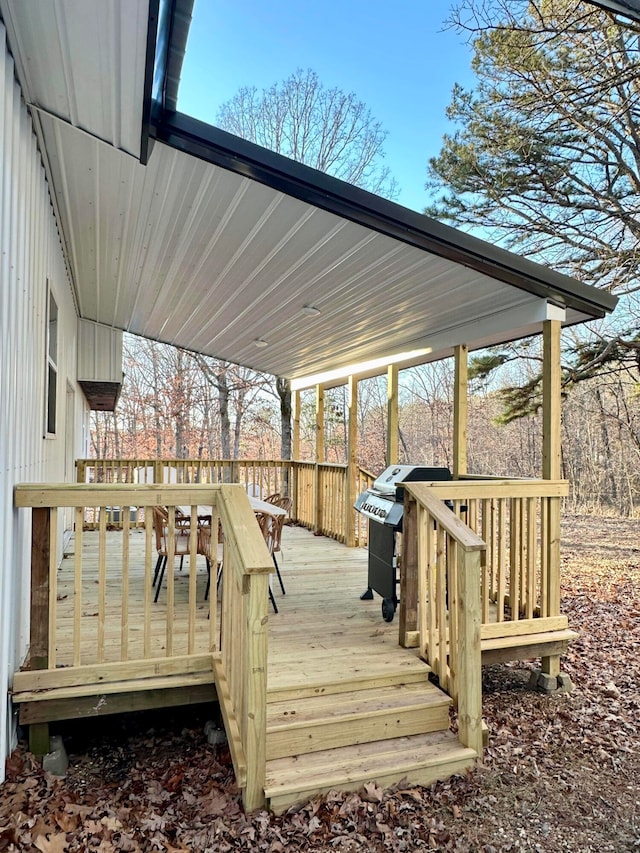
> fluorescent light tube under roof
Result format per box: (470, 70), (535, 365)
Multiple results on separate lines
(290, 347), (433, 390)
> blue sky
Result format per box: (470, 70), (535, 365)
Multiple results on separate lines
(177, 1), (476, 212)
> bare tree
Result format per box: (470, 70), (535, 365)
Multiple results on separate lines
(217, 68), (399, 199)
(217, 68), (400, 459)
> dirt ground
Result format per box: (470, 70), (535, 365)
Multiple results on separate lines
(1, 513), (639, 852)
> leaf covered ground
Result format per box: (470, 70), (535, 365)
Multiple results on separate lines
(1, 514), (639, 852)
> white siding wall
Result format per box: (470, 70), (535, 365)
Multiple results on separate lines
(0, 22), (84, 780)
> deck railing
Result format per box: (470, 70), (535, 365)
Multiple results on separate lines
(77, 458), (375, 547)
(419, 480), (568, 626)
(14, 483), (272, 811)
(402, 483), (484, 756)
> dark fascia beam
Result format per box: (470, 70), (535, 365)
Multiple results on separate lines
(584, 0), (640, 21)
(140, 0), (194, 165)
(156, 111), (617, 321)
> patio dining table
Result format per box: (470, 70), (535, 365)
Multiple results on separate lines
(177, 496), (287, 519)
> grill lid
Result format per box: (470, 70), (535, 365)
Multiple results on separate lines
(371, 464), (452, 496)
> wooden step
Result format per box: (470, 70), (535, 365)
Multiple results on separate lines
(266, 681), (450, 760)
(267, 650), (430, 701)
(265, 730), (477, 815)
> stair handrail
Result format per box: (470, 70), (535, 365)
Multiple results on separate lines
(402, 483), (485, 756)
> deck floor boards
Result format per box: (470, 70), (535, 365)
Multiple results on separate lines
(51, 524), (428, 690)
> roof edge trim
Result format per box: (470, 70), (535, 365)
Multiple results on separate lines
(156, 112), (617, 320)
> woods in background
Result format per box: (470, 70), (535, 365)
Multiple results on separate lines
(90, 333), (639, 516)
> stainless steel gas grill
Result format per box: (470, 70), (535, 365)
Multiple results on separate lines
(354, 464), (452, 622)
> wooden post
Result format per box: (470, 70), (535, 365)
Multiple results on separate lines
(542, 319), (562, 677)
(387, 364), (399, 465)
(292, 390), (301, 523)
(242, 572), (269, 812)
(346, 376), (358, 547)
(29, 507), (51, 754)
(399, 493), (418, 646)
(315, 384), (325, 533)
(76, 460), (86, 483)
(457, 546), (483, 756)
(453, 345), (468, 479)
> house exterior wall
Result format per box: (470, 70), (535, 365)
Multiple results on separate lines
(0, 22), (85, 781)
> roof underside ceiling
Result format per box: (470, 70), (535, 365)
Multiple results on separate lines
(0, 0), (617, 383)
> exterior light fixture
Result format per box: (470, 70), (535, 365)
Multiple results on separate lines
(254, 338), (268, 348)
(302, 305), (321, 317)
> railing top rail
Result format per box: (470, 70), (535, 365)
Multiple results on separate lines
(357, 466), (377, 480)
(76, 458), (292, 464)
(415, 479), (570, 498)
(14, 482), (224, 508)
(218, 488), (274, 578)
(405, 483), (486, 553)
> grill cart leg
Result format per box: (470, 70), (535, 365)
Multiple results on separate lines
(382, 595), (397, 622)
(360, 587), (374, 600)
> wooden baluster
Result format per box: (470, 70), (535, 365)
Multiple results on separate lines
(97, 508), (107, 662)
(121, 506), (130, 659)
(210, 505), (219, 652)
(187, 504), (198, 655)
(540, 497), (549, 618)
(73, 507), (84, 666)
(144, 507), (152, 658)
(526, 497), (536, 619)
(436, 523), (447, 691)
(425, 509), (436, 668)
(448, 536), (459, 702)
(166, 507), (176, 656)
(510, 498), (520, 621)
(497, 499), (506, 622)
(481, 498), (490, 624)
(47, 508), (58, 670)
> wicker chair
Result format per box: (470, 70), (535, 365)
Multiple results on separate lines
(151, 506), (194, 602)
(254, 512), (281, 613)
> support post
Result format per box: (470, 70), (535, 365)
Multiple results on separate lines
(453, 345), (468, 479)
(542, 319), (562, 677)
(242, 572), (269, 812)
(399, 494), (418, 645)
(29, 507), (52, 754)
(387, 364), (399, 465)
(292, 390), (301, 522)
(346, 375), (358, 547)
(315, 384), (325, 533)
(457, 546), (483, 756)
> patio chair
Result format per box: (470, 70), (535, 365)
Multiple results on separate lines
(152, 506), (196, 603)
(256, 511), (286, 598)
(254, 512), (281, 614)
(265, 492), (281, 504)
(196, 517), (223, 601)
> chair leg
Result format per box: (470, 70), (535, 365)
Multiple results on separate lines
(179, 555), (184, 572)
(152, 554), (163, 587)
(269, 586), (278, 614)
(204, 558), (211, 601)
(154, 556), (167, 603)
(272, 553), (286, 595)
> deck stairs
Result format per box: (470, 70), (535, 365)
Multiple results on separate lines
(263, 653), (477, 814)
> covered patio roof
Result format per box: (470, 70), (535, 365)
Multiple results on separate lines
(0, 0), (617, 384)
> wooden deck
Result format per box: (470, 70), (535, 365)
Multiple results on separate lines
(48, 522), (411, 668)
(15, 522), (477, 812)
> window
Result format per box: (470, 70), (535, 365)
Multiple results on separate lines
(46, 290), (58, 435)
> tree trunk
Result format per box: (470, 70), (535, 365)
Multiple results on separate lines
(277, 378), (292, 458)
